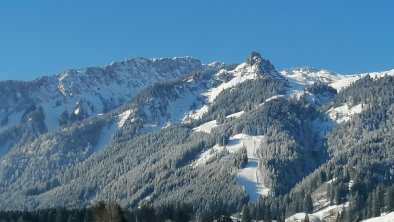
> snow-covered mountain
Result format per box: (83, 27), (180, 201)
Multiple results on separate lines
(0, 52), (393, 222)
(0, 57), (202, 133)
(282, 66), (394, 92)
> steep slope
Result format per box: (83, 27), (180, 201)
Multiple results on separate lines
(0, 52), (291, 211)
(0, 57), (202, 157)
(242, 74), (394, 222)
(0, 57), (202, 131)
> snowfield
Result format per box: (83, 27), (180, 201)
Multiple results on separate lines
(327, 103), (364, 123)
(282, 67), (394, 92)
(362, 212), (394, 222)
(193, 120), (218, 133)
(286, 202), (349, 222)
(190, 144), (226, 168)
(118, 109), (134, 128)
(227, 134), (270, 199)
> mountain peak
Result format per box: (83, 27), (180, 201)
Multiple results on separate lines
(244, 52), (286, 83)
(246, 51), (264, 66)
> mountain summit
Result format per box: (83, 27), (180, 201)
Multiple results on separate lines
(245, 51), (287, 83)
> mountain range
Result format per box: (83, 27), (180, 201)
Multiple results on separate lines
(1, 52), (394, 222)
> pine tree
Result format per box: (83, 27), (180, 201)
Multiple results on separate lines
(386, 186), (394, 212)
(304, 213), (310, 222)
(303, 194), (313, 213)
(372, 191), (381, 217)
(241, 205), (251, 222)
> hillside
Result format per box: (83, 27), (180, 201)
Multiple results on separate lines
(0, 52), (393, 221)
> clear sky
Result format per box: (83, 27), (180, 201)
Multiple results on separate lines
(0, 1), (394, 80)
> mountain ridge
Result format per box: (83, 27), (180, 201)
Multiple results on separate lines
(0, 52), (393, 222)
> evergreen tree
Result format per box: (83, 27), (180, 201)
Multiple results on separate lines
(303, 194), (313, 213)
(386, 186), (394, 212)
(241, 205), (251, 222)
(372, 191), (381, 217)
(304, 213), (310, 222)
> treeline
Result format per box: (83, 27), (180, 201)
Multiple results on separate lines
(0, 201), (234, 222)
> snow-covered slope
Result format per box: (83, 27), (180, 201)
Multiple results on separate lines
(281, 67), (394, 92)
(190, 133), (270, 200)
(184, 52), (287, 122)
(0, 57), (202, 133)
(362, 212), (394, 222)
(327, 103), (364, 123)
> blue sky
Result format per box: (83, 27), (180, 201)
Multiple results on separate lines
(0, 1), (393, 80)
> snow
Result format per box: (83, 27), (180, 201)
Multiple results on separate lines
(311, 115), (336, 138)
(226, 111), (244, 119)
(348, 180), (354, 189)
(282, 68), (394, 93)
(183, 105), (209, 122)
(362, 212), (394, 222)
(118, 110), (133, 128)
(74, 107), (80, 115)
(330, 69), (394, 92)
(237, 158), (270, 200)
(166, 91), (204, 123)
(193, 120), (218, 133)
(281, 68), (346, 90)
(184, 62), (260, 121)
(330, 75), (361, 91)
(40, 102), (74, 131)
(1, 56), (200, 141)
(227, 134), (271, 199)
(192, 111), (243, 134)
(327, 103), (364, 123)
(190, 133), (270, 198)
(259, 95), (284, 107)
(326, 177), (337, 184)
(226, 134), (264, 158)
(286, 202), (349, 222)
(190, 144), (226, 168)
(286, 213), (321, 222)
(205, 64), (259, 103)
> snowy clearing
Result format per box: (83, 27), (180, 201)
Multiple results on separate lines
(227, 134), (270, 199)
(190, 133), (270, 199)
(192, 111), (244, 133)
(118, 109), (133, 128)
(362, 212), (394, 222)
(226, 111), (244, 119)
(190, 144), (226, 168)
(286, 202), (349, 222)
(327, 103), (364, 123)
(193, 120), (218, 133)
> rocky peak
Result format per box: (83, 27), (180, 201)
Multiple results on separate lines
(245, 52), (287, 84)
(245, 52), (278, 74)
